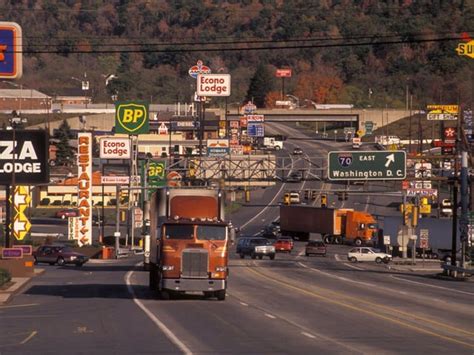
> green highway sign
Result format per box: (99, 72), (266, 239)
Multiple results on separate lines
(115, 101), (149, 134)
(328, 151), (406, 181)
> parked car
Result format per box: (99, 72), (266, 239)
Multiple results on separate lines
(287, 171), (302, 183)
(55, 208), (79, 219)
(274, 238), (293, 253)
(292, 147), (303, 155)
(305, 240), (327, 257)
(33, 245), (89, 266)
(236, 237), (276, 260)
(347, 247), (392, 264)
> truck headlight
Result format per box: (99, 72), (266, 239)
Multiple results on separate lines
(69, 256), (77, 260)
(216, 266), (226, 272)
(162, 265), (174, 271)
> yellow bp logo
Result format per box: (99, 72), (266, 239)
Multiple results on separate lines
(115, 101), (149, 134)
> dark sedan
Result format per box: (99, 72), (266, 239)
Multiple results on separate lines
(33, 245), (89, 266)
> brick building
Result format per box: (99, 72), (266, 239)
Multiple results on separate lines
(0, 89), (51, 110)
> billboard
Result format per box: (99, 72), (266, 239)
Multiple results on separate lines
(0, 130), (49, 184)
(115, 101), (150, 134)
(207, 139), (229, 157)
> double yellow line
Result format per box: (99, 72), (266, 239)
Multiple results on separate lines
(246, 266), (474, 349)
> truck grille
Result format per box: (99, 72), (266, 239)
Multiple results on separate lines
(181, 249), (209, 278)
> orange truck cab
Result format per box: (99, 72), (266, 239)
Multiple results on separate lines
(149, 188), (229, 300)
(341, 210), (378, 246)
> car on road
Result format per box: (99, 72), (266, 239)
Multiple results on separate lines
(287, 171), (302, 183)
(289, 191), (300, 204)
(274, 238), (293, 253)
(347, 247), (391, 264)
(292, 147), (303, 155)
(236, 237), (276, 260)
(33, 245), (89, 266)
(305, 240), (327, 257)
(260, 224), (280, 239)
(55, 208), (79, 219)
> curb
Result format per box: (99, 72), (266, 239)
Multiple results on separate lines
(0, 277), (32, 305)
(87, 259), (124, 264)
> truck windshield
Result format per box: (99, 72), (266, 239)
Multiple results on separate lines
(368, 223), (378, 229)
(165, 225), (194, 239)
(196, 225), (226, 240)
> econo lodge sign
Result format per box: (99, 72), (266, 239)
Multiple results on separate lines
(197, 74), (231, 97)
(99, 137), (131, 159)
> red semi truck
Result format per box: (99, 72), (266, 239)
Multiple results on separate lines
(280, 205), (378, 245)
(148, 188), (229, 300)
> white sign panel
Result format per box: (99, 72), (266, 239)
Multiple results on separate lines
(68, 217), (79, 241)
(77, 132), (93, 247)
(99, 137), (131, 159)
(101, 176), (130, 185)
(197, 74), (231, 97)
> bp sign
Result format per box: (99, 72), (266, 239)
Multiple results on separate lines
(115, 101), (149, 134)
(328, 151), (406, 181)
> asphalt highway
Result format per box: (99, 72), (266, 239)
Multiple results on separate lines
(1, 124), (473, 354)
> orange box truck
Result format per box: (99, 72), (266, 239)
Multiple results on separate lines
(280, 205), (378, 245)
(148, 188), (230, 300)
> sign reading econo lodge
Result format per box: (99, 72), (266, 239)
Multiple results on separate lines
(197, 74), (231, 97)
(0, 130), (49, 184)
(77, 132), (92, 246)
(99, 137), (131, 159)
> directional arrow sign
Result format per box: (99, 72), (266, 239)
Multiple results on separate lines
(328, 151), (406, 181)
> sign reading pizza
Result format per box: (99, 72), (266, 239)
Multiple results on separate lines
(77, 133), (92, 246)
(0, 130), (49, 184)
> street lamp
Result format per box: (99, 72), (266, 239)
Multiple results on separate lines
(71, 73), (89, 108)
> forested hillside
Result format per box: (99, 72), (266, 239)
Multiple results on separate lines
(4, 0), (473, 108)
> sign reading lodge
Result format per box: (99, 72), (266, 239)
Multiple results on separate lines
(328, 151), (406, 181)
(115, 101), (149, 134)
(0, 130), (49, 184)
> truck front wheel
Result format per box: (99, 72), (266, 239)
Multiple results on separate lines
(354, 238), (363, 246)
(324, 235), (333, 244)
(215, 290), (226, 301)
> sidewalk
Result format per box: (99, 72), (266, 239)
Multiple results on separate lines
(0, 268), (45, 305)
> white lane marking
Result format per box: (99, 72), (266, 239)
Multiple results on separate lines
(239, 159), (293, 231)
(265, 313), (276, 319)
(125, 267), (193, 355)
(0, 303), (39, 309)
(20, 330), (37, 345)
(240, 302), (249, 306)
(301, 331), (316, 339)
(344, 263), (364, 270)
(334, 254), (341, 262)
(298, 262), (377, 287)
(391, 275), (474, 296)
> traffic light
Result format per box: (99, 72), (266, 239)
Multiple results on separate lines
(411, 206), (419, 227)
(283, 193), (290, 205)
(311, 190), (317, 200)
(321, 194), (327, 207)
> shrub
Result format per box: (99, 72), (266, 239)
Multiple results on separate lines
(0, 268), (11, 287)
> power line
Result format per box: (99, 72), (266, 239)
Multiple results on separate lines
(5, 35), (463, 54)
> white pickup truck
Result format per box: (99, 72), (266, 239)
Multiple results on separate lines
(375, 135), (401, 146)
(263, 137), (283, 150)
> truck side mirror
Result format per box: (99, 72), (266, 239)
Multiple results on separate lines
(359, 223), (365, 230)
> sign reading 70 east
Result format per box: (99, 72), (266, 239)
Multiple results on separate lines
(328, 151), (406, 181)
